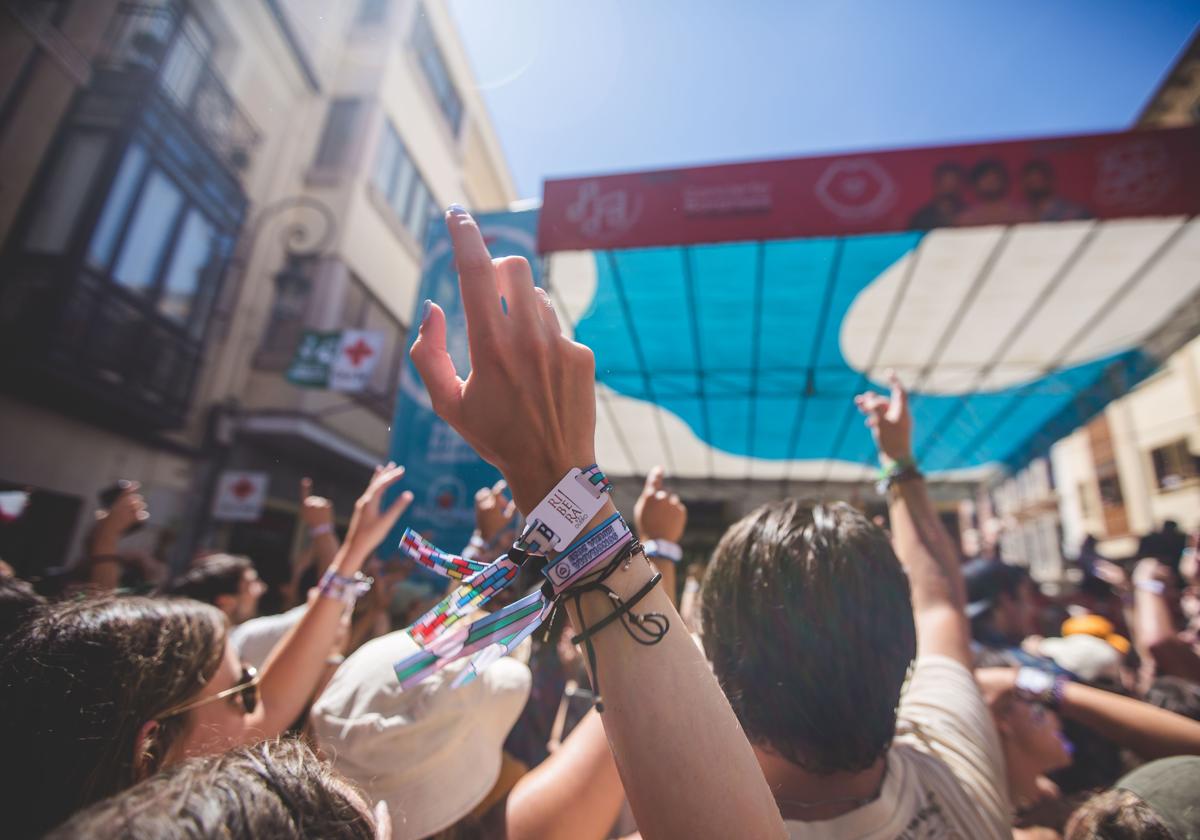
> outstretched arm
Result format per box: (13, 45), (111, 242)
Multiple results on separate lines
(979, 667), (1200, 761)
(856, 375), (971, 667)
(251, 466), (411, 738)
(633, 465), (687, 605)
(410, 206), (784, 840)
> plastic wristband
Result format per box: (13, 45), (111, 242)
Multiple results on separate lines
(643, 539), (682, 563)
(516, 465), (611, 555)
(309, 523), (333, 538)
(318, 569), (372, 606)
(1135, 579), (1167, 596)
(1015, 666), (1066, 710)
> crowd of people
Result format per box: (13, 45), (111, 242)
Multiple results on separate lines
(2, 206), (1199, 839)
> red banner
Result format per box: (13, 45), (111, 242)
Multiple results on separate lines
(538, 126), (1200, 252)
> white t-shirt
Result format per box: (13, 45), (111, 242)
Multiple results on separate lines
(784, 655), (1011, 840)
(229, 605), (307, 669)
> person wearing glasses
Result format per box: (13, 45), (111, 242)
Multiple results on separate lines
(0, 465), (412, 839)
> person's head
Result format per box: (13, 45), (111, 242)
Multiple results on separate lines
(311, 628), (531, 838)
(0, 574), (46, 639)
(1021, 160), (1055, 203)
(932, 162), (965, 197)
(46, 739), (382, 840)
(166, 554), (264, 623)
(986, 689), (1073, 800)
(0, 594), (262, 838)
(1145, 676), (1200, 722)
(1066, 756), (1200, 840)
(700, 500), (916, 775)
(965, 558), (1036, 645)
(970, 158), (1009, 201)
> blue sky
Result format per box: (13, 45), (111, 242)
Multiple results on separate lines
(447, 0), (1200, 200)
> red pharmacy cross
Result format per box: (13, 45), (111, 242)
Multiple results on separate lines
(343, 338), (375, 367)
(231, 478), (257, 499)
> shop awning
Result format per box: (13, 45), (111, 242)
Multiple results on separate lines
(537, 127), (1200, 483)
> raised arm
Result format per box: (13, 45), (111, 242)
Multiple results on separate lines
(633, 466), (687, 605)
(299, 477), (340, 575)
(978, 667), (1200, 761)
(410, 206), (784, 840)
(250, 466), (411, 737)
(856, 375), (972, 667)
(85, 483), (151, 590)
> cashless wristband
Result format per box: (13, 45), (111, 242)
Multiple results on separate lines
(544, 513), (632, 591)
(514, 465), (612, 556)
(1015, 666), (1066, 710)
(318, 569), (373, 606)
(642, 539), (683, 563)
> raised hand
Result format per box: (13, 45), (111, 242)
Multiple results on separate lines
(854, 370), (914, 467)
(299, 477), (334, 530)
(340, 464), (412, 566)
(409, 206), (597, 512)
(634, 466), (687, 543)
(475, 479), (516, 544)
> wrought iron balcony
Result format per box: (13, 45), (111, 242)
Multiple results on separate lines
(93, 1), (259, 173)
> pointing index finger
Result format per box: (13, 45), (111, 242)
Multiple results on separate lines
(445, 206), (501, 343)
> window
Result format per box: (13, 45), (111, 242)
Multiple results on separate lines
(1150, 439), (1200, 491)
(411, 10), (462, 134)
(87, 143), (148, 269)
(313, 99), (366, 171)
(160, 15), (213, 108)
(1096, 461), (1124, 507)
(112, 171), (185, 294)
(371, 121), (438, 247)
(24, 132), (109, 253)
(356, 0), (390, 25)
(158, 209), (218, 333)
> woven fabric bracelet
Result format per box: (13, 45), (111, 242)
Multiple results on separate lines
(318, 569), (373, 606)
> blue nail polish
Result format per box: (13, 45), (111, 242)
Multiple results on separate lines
(500, 295), (508, 315)
(447, 203), (467, 216)
(421, 299), (432, 323)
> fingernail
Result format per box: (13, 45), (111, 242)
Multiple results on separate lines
(447, 203), (467, 216)
(420, 298), (432, 324)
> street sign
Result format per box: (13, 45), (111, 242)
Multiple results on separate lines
(286, 329), (384, 393)
(329, 329), (385, 393)
(212, 471), (269, 522)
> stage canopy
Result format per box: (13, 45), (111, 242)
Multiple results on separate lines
(534, 127), (1200, 484)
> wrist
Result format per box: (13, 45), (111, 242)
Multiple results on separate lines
(503, 452), (597, 515)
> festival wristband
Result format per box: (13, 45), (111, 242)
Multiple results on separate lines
(515, 465), (611, 555)
(1135, 579), (1167, 595)
(1015, 667), (1066, 710)
(544, 513), (632, 592)
(642, 539), (682, 563)
(309, 523), (333, 538)
(876, 457), (921, 494)
(318, 569), (373, 606)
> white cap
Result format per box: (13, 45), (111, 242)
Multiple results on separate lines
(1039, 634), (1121, 683)
(310, 629), (531, 839)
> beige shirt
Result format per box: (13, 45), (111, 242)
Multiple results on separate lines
(785, 655), (1011, 840)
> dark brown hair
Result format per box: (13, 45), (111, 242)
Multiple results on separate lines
(46, 739), (376, 840)
(700, 500), (916, 774)
(1065, 788), (1174, 840)
(0, 594), (227, 838)
(164, 553), (253, 605)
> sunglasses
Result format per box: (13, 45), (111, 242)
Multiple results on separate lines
(158, 665), (260, 719)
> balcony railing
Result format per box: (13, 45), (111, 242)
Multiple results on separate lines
(95, 1), (259, 172)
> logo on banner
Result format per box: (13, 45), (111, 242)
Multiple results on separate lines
(1094, 140), (1173, 210)
(814, 158), (897, 221)
(286, 329), (385, 393)
(565, 180), (643, 239)
(212, 471), (269, 522)
(422, 475), (469, 527)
